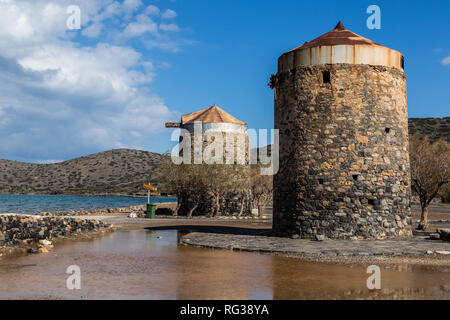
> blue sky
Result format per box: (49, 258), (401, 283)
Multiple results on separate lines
(0, 0), (448, 162)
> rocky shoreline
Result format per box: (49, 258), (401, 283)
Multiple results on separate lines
(39, 205), (148, 217)
(0, 214), (112, 257)
(39, 202), (177, 217)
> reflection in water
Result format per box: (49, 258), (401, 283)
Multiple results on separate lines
(0, 230), (448, 299)
(270, 257), (450, 300)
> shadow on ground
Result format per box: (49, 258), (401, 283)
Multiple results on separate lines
(145, 225), (272, 236)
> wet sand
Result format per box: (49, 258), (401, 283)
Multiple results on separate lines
(0, 230), (449, 300)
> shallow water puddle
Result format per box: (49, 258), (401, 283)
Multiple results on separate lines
(0, 230), (449, 299)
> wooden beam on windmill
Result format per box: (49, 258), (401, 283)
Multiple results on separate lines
(165, 122), (181, 128)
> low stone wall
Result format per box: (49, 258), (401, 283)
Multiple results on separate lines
(41, 206), (144, 216)
(0, 214), (111, 248)
(41, 202), (177, 217)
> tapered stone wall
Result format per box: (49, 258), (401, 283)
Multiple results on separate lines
(178, 123), (251, 216)
(273, 63), (412, 239)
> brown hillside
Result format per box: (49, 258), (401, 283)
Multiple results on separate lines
(409, 117), (450, 142)
(0, 149), (161, 195)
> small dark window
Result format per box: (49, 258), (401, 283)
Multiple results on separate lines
(318, 179), (324, 185)
(352, 175), (358, 181)
(401, 56), (405, 70)
(322, 71), (331, 84)
(368, 199), (375, 206)
(385, 128), (391, 134)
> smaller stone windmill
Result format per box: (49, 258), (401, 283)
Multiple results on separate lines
(166, 104), (250, 165)
(166, 104), (251, 216)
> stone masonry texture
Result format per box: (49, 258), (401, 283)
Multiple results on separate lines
(273, 63), (412, 239)
(178, 128), (251, 217)
(0, 214), (110, 247)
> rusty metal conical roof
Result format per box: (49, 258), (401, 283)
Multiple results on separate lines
(286, 21), (384, 53)
(181, 104), (246, 126)
(278, 21), (404, 72)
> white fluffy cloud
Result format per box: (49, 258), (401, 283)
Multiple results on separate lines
(442, 56), (450, 66)
(82, 22), (103, 38)
(122, 14), (158, 37)
(160, 23), (180, 32)
(0, 0), (183, 162)
(161, 9), (177, 19)
(123, 0), (142, 14)
(145, 5), (160, 16)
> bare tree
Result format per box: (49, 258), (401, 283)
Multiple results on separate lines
(184, 164), (207, 217)
(160, 155), (187, 216)
(161, 153), (252, 217)
(249, 164), (273, 217)
(439, 183), (450, 204)
(410, 137), (450, 230)
(223, 164), (250, 216)
(202, 164), (230, 217)
(161, 157), (226, 217)
(160, 154), (207, 216)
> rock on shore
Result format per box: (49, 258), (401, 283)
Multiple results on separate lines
(0, 214), (111, 248)
(438, 228), (450, 241)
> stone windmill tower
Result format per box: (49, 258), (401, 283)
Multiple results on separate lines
(166, 104), (251, 216)
(167, 104), (249, 164)
(271, 22), (411, 239)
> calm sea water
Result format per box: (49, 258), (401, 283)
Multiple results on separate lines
(0, 194), (177, 215)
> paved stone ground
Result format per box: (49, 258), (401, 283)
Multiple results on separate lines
(181, 233), (450, 257)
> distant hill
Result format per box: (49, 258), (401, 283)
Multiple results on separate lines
(0, 149), (162, 195)
(409, 117), (450, 142)
(0, 118), (447, 196)
(250, 144), (272, 164)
